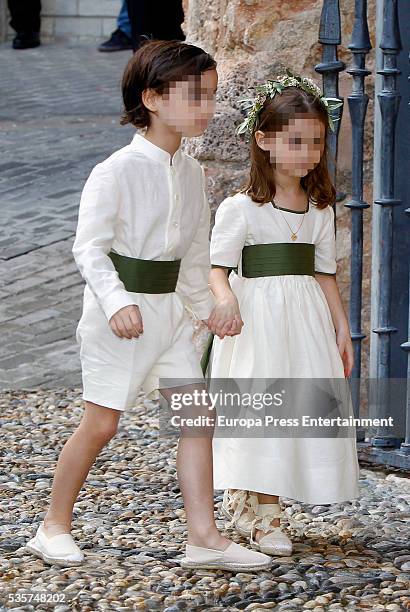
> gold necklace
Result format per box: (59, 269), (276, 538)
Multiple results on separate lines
(271, 199), (309, 241)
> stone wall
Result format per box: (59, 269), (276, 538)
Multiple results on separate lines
(184, 0), (376, 378)
(0, 0), (6, 42)
(3, 0), (119, 42)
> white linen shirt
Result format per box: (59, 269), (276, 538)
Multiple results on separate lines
(72, 132), (215, 322)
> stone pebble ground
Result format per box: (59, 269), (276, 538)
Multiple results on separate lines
(0, 389), (409, 611)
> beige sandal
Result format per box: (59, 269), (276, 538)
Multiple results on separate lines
(25, 522), (84, 566)
(180, 540), (272, 571)
(250, 503), (293, 557)
(221, 489), (259, 537)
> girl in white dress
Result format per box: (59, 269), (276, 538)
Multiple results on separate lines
(205, 71), (360, 556)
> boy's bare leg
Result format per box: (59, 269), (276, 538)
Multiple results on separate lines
(42, 388), (231, 550)
(42, 401), (122, 537)
(159, 383), (231, 551)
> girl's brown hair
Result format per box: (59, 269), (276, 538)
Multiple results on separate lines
(121, 39), (217, 129)
(241, 87), (336, 210)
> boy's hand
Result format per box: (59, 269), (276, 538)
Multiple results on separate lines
(109, 305), (143, 339)
(207, 295), (244, 339)
(336, 327), (354, 378)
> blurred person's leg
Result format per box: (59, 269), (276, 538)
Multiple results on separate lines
(126, 0), (185, 52)
(8, 0), (41, 49)
(117, 0), (132, 38)
(98, 0), (133, 52)
(125, 0), (151, 51)
(153, 0), (185, 40)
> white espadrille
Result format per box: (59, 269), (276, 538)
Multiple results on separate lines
(25, 522), (84, 566)
(250, 503), (293, 557)
(221, 489), (259, 537)
(180, 540), (272, 571)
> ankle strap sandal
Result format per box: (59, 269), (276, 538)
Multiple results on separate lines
(221, 489), (259, 537)
(250, 503), (293, 557)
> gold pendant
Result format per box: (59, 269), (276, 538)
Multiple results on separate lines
(291, 233), (297, 241)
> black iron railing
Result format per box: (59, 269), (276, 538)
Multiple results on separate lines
(317, 0), (409, 470)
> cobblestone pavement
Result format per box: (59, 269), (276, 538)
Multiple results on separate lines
(0, 42), (134, 390)
(1, 389), (409, 611)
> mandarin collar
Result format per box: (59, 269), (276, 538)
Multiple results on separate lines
(130, 132), (183, 167)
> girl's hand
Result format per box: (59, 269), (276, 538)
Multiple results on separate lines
(207, 295), (244, 339)
(109, 305), (143, 339)
(336, 327), (354, 377)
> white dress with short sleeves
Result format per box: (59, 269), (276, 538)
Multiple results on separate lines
(209, 192), (360, 504)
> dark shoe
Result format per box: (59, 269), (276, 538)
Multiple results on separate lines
(133, 33), (154, 52)
(98, 28), (132, 52)
(12, 31), (41, 49)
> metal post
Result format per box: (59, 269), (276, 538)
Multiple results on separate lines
(345, 0), (371, 440)
(400, 205), (410, 454)
(315, 0), (345, 194)
(371, 0), (402, 447)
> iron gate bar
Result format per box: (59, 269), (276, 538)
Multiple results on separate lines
(371, 0), (402, 447)
(400, 204), (410, 454)
(315, 0), (345, 207)
(345, 0), (372, 440)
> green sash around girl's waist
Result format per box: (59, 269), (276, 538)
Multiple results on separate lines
(108, 250), (181, 293)
(241, 242), (315, 277)
(201, 242), (316, 375)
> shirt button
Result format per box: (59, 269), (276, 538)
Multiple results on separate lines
(175, 194), (179, 201)
(173, 221), (179, 227)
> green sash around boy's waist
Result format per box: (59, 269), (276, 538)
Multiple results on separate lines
(200, 242), (316, 375)
(108, 250), (181, 293)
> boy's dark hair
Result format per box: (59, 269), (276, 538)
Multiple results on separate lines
(121, 40), (217, 129)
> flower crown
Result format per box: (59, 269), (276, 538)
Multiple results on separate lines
(236, 68), (343, 137)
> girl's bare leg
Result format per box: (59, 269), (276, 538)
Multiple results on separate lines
(42, 401), (122, 537)
(160, 383), (231, 550)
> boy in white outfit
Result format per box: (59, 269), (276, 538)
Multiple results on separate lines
(25, 39), (271, 572)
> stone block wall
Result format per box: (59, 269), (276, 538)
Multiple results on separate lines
(184, 0), (376, 379)
(0, 0), (6, 41)
(2, 0), (120, 42)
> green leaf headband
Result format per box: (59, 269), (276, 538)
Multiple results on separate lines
(236, 67), (343, 137)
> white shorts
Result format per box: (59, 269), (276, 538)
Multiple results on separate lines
(76, 286), (204, 411)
